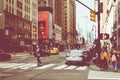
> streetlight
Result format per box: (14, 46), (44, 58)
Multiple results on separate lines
(92, 25), (96, 39)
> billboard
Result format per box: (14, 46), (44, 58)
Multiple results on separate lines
(38, 11), (49, 39)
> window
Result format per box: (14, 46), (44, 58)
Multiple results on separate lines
(17, 10), (22, 17)
(12, 8), (14, 14)
(12, 0), (14, 4)
(17, 1), (22, 9)
(6, 5), (8, 11)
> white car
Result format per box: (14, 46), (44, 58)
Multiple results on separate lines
(65, 50), (84, 65)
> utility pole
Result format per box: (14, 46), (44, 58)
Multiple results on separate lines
(97, 0), (101, 59)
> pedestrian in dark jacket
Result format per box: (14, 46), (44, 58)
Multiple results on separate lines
(36, 46), (42, 66)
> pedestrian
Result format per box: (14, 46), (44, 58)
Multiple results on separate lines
(111, 52), (118, 72)
(100, 48), (110, 70)
(25, 45), (32, 55)
(36, 46), (42, 66)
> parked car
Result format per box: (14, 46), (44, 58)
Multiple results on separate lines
(65, 50), (84, 65)
(49, 47), (59, 55)
(0, 49), (11, 61)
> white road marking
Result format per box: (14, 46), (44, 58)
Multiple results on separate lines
(76, 66), (87, 70)
(0, 63), (88, 71)
(64, 65), (77, 70)
(53, 64), (68, 69)
(20, 63), (36, 69)
(88, 70), (120, 80)
(35, 63), (55, 69)
(1, 63), (23, 68)
(10, 63), (26, 69)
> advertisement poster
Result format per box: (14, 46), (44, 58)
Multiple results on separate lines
(38, 11), (48, 39)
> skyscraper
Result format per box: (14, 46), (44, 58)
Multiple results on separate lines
(38, 0), (76, 48)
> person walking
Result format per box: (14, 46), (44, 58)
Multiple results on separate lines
(100, 48), (110, 70)
(111, 52), (118, 72)
(36, 46), (42, 66)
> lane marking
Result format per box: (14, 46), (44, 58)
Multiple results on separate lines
(76, 66), (87, 70)
(35, 63), (55, 69)
(53, 64), (67, 69)
(64, 65), (77, 70)
(88, 70), (120, 79)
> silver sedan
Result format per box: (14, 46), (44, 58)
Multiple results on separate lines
(65, 50), (84, 65)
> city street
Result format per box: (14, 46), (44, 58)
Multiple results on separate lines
(0, 52), (119, 80)
(0, 0), (120, 80)
(0, 52), (89, 80)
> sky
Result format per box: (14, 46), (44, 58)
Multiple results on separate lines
(76, 0), (97, 40)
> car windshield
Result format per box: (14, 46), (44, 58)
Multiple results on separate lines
(70, 52), (81, 55)
(69, 50), (83, 56)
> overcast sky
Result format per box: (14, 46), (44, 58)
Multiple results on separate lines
(76, 0), (97, 40)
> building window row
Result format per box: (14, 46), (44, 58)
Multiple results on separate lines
(5, 15), (31, 32)
(6, 5), (14, 14)
(32, 9), (37, 17)
(17, 10), (22, 17)
(33, 33), (37, 40)
(25, 0), (30, 5)
(25, 6), (30, 13)
(6, 0), (14, 4)
(17, 1), (22, 9)
(32, 2), (38, 9)
(24, 14), (30, 21)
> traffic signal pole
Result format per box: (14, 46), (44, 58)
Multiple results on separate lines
(97, 0), (101, 59)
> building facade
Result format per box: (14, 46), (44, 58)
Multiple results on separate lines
(101, 0), (120, 48)
(0, 0), (38, 52)
(61, 0), (76, 48)
(30, 0), (38, 45)
(38, 0), (76, 49)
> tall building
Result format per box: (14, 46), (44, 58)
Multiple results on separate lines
(101, 0), (120, 48)
(101, 0), (108, 33)
(0, 0), (38, 52)
(62, 0), (76, 48)
(112, 0), (120, 47)
(30, 0), (38, 44)
(38, 0), (76, 48)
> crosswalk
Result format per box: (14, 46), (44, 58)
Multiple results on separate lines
(88, 70), (120, 80)
(0, 62), (87, 71)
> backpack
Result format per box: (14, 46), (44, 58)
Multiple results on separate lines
(111, 54), (117, 62)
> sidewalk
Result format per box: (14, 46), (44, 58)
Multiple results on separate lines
(90, 63), (120, 72)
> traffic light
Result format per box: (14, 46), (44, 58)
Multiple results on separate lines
(90, 10), (96, 22)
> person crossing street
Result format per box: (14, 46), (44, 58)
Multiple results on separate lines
(36, 46), (42, 66)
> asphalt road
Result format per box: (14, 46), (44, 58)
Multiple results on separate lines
(0, 52), (120, 80)
(0, 52), (89, 80)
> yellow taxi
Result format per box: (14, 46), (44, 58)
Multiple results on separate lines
(49, 47), (59, 55)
